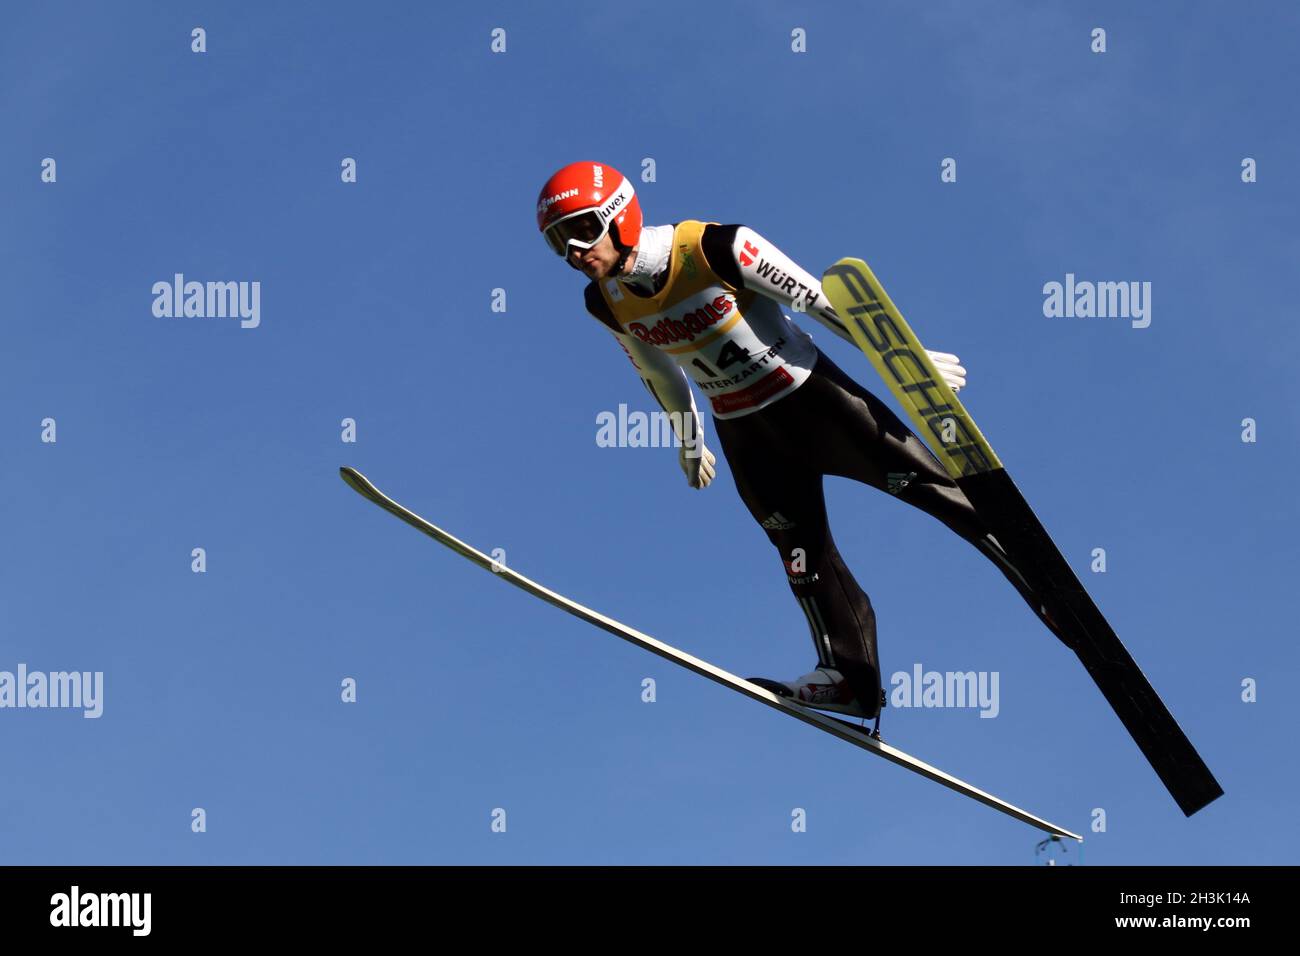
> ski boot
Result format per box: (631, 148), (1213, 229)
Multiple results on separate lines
(747, 666), (882, 721)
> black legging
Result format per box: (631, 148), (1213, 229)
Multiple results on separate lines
(711, 347), (1048, 718)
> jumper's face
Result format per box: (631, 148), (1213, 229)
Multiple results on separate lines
(570, 233), (619, 279)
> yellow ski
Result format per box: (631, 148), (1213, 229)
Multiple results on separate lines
(822, 257), (1222, 817)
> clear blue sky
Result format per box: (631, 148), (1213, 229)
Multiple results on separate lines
(2, 1), (1296, 865)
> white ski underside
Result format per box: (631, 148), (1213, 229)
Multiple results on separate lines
(340, 466), (1081, 842)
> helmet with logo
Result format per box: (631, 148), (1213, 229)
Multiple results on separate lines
(536, 161), (643, 270)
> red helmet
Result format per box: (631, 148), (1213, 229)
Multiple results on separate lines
(536, 161), (643, 259)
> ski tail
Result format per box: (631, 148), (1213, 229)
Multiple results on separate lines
(961, 468), (1223, 816)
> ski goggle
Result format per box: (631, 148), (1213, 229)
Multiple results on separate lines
(542, 209), (608, 256)
(541, 179), (636, 256)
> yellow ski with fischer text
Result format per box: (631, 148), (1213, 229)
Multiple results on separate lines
(821, 257), (1223, 818)
(822, 257), (1000, 478)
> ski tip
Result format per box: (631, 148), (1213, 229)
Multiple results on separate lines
(821, 256), (870, 280)
(339, 466), (374, 496)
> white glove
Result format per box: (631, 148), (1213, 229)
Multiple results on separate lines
(925, 350), (967, 392)
(679, 442), (717, 489)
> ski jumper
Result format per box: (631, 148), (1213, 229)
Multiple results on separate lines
(582, 221), (1048, 718)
